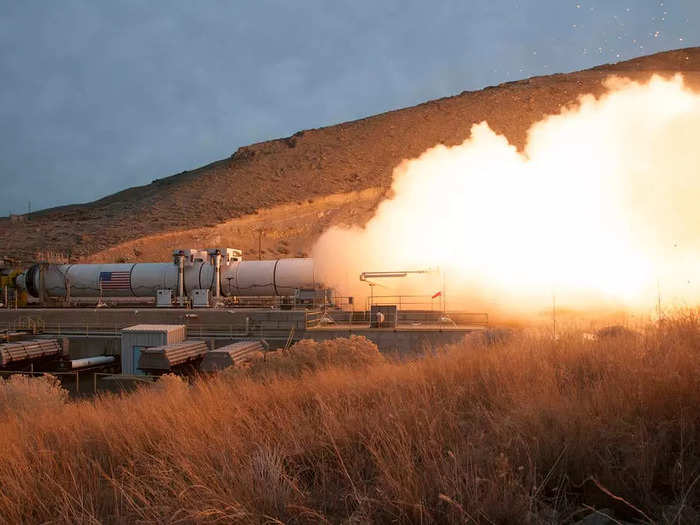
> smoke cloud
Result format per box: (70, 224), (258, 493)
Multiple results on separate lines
(312, 75), (700, 319)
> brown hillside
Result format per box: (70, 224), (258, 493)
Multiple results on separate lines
(3, 47), (700, 263)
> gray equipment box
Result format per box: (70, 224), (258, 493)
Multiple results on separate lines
(370, 305), (398, 328)
(191, 289), (210, 308)
(156, 289), (173, 307)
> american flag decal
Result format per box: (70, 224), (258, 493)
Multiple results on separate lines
(98, 271), (130, 290)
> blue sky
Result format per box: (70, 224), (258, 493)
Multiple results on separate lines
(1, 0), (697, 214)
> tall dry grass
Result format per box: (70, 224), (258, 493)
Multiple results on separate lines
(0, 326), (698, 523)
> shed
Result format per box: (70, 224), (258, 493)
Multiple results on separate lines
(120, 324), (185, 375)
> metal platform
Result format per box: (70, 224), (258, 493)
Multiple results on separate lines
(0, 308), (486, 355)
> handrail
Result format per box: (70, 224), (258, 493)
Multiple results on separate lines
(0, 370), (159, 396)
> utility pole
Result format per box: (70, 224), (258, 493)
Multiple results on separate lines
(441, 268), (446, 314)
(257, 229), (264, 260)
(552, 292), (557, 340)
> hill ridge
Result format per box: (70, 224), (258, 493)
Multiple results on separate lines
(3, 47), (700, 262)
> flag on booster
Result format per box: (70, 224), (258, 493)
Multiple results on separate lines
(99, 271), (130, 290)
(432, 291), (442, 299)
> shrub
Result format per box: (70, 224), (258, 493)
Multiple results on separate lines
(242, 335), (384, 378)
(0, 374), (68, 419)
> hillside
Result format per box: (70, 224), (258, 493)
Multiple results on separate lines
(3, 47), (700, 263)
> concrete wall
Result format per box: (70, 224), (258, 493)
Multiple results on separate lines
(0, 308), (310, 335)
(1, 308), (480, 359)
(304, 328), (471, 355)
(67, 337), (119, 359)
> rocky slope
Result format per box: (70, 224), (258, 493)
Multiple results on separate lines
(2, 47), (700, 263)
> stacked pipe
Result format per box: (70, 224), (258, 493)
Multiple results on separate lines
(199, 340), (267, 372)
(138, 340), (208, 371)
(0, 339), (61, 367)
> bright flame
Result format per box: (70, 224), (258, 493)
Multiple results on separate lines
(313, 75), (700, 318)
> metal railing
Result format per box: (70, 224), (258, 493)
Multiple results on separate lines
(309, 309), (489, 328)
(2, 309), (488, 336)
(367, 295), (443, 311)
(5, 316), (46, 334)
(5, 317), (319, 339)
(2, 321), (303, 337)
(0, 369), (158, 396)
(304, 311), (323, 328)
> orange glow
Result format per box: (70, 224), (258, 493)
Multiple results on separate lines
(313, 75), (700, 317)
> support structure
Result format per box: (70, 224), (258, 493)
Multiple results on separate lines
(174, 250), (186, 306)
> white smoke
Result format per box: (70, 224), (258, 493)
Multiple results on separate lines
(313, 75), (700, 318)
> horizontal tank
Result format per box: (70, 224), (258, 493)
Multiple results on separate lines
(183, 261), (216, 296)
(221, 258), (315, 296)
(18, 258), (317, 299)
(270, 258), (315, 295)
(20, 263), (178, 298)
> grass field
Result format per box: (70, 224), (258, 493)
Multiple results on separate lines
(0, 318), (699, 523)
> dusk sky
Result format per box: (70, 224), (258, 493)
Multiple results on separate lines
(1, 0), (697, 214)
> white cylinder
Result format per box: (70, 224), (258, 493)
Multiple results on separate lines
(21, 258), (318, 299)
(224, 260), (277, 296)
(274, 258), (315, 295)
(63, 264), (137, 297)
(221, 258), (315, 296)
(71, 355), (116, 369)
(131, 264), (179, 297)
(183, 261), (216, 295)
(22, 263), (178, 298)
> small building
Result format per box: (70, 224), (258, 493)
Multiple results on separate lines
(120, 324), (185, 375)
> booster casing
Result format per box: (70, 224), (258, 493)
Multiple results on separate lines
(19, 258), (316, 298)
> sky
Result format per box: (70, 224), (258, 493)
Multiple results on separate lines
(0, 0), (698, 215)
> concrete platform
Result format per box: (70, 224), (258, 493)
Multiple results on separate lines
(0, 308), (485, 356)
(306, 324), (483, 353)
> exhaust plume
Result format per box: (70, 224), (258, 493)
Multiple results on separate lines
(313, 75), (700, 319)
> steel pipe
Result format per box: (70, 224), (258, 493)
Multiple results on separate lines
(70, 355), (116, 369)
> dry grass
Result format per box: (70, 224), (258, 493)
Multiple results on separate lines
(236, 335), (386, 379)
(0, 323), (699, 523)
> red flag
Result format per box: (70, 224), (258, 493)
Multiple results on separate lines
(432, 291), (442, 299)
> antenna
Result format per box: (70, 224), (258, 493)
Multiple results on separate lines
(552, 291), (557, 340)
(257, 229), (264, 260)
